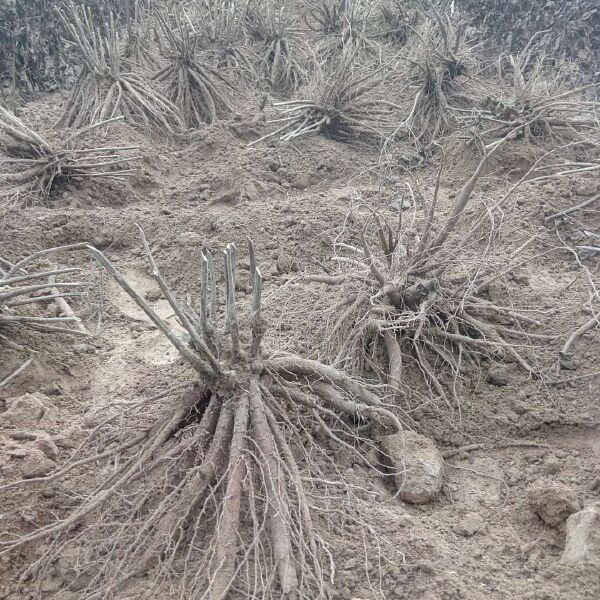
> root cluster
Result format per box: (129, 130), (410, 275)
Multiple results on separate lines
(247, 1), (305, 90)
(379, 0), (416, 45)
(305, 0), (378, 62)
(463, 48), (599, 151)
(155, 10), (233, 127)
(0, 231), (401, 599)
(251, 63), (388, 145)
(306, 152), (552, 408)
(401, 11), (472, 143)
(0, 244), (88, 388)
(56, 3), (183, 132)
(0, 106), (138, 202)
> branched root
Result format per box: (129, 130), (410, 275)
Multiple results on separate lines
(307, 151), (554, 409)
(463, 47), (600, 151)
(247, 2), (305, 90)
(0, 106), (139, 201)
(401, 10), (472, 143)
(251, 62), (388, 145)
(56, 2), (183, 132)
(0, 230), (401, 599)
(154, 9), (233, 127)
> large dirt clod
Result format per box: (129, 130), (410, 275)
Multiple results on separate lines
(380, 430), (444, 504)
(561, 503), (600, 565)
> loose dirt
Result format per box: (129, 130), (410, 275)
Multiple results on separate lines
(1, 85), (599, 600)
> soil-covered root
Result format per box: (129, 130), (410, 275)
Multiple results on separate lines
(0, 244), (89, 388)
(399, 9), (474, 143)
(250, 61), (389, 145)
(154, 9), (233, 127)
(247, 0), (306, 90)
(461, 44), (600, 151)
(0, 231), (402, 599)
(55, 2), (183, 132)
(304, 150), (557, 410)
(0, 106), (139, 202)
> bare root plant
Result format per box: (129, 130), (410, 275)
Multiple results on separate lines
(197, 0), (257, 81)
(0, 106), (139, 203)
(461, 41), (600, 152)
(0, 230), (402, 599)
(154, 9), (233, 127)
(250, 61), (389, 145)
(0, 244), (89, 389)
(305, 149), (555, 410)
(247, 0), (306, 90)
(56, 2), (183, 132)
(378, 0), (417, 45)
(400, 9), (473, 143)
(122, 0), (160, 69)
(304, 0), (378, 61)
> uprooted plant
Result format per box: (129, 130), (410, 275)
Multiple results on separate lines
(303, 0), (378, 61)
(0, 229), (403, 599)
(400, 9), (473, 143)
(0, 244), (89, 389)
(154, 9), (233, 127)
(250, 61), (389, 145)
(305, 148), (556, 411)
(0, 106), (139, 202)
(195, 0), (257, 81)
(460, 39), (600, 152)
(122, 0), (160, 69)
(56, 2), (183, 132)
(378, 0), (417, 45)
(247, 0), (306, 90)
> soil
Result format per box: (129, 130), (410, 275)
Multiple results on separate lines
(1, 79), (599, 600)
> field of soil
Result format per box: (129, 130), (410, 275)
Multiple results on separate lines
(1, 2), (599, 600)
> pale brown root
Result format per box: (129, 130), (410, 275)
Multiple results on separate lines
(560, 312), (600, 369)
(55, 4), (183, 132)
(210, 395), (249, 600)
(0, 106), (139, 202)
(250, 378), (299, 595)
(2, 233), (399, 599)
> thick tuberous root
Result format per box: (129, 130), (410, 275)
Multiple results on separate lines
(56, 2), (183, 132)
(0, 230), (401, 599)
(154, 8), (233, 127)
(0, 106), (139, 203)
(250, 60), (389, 145)
(306, 151), (552, 410)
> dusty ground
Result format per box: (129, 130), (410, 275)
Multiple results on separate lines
(1, 84), (599, 600)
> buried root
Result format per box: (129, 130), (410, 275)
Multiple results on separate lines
(0, 230), (402, 599)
